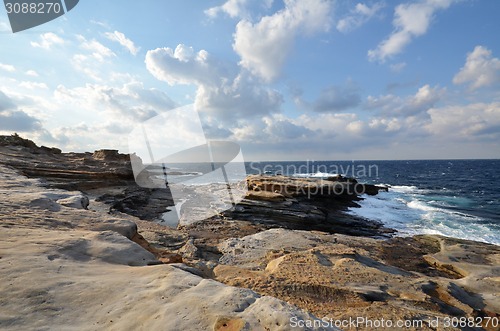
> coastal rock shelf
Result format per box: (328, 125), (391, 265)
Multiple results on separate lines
(0, 162), (334, 330)
(1, 136), (498, 330)
(215, 175), (394, 238)
(0, 134), (135, 191)
(214, 229), (500, 328)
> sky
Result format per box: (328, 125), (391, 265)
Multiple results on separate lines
(0, 0), (499, 161)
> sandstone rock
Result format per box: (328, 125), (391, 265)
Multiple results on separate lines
(0, 227), (337, 331)
(0, 138), (136, 191)
(245, 190), (286, 202)
(179, 238), (199, 259)
(215, 229), (500, 330)
(56, 194), (90, 209)
(92, 149), (129, 161)
(0, 163), (337, 330)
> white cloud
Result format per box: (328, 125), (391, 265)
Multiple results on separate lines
(0, 63), (15, 72)
(19, 81), (48, 90)
(426, 102), (500, 140)
(0, 91), (42, 132)
(104, 31), (140, 56)
(366, 84), (445, 116)
(196, 72), (283, 120)
(77, 35), (116, 62)
(146, 44), (225, 86)
(0, 20), (10, 32)
(146, 44), (283, 121)
(54, 81), (176, 122)
(205, 0), (274, 19)
(233, 0), (332, 82)
(30, 32), (64, 50)
(0, 90), (16, 111)
(313, 84), (361, 112)
(453, 46), (500, 90)
(71, 54), (102, 81)
(71, 36), (117, 80)
(262, 114), (313, 140)
(390, 62), (406, 73)
(25, 70), (39, 77)
(337, 2), (385, 33)
(205, 0), (249, 19)
(368, 0), (455, 62)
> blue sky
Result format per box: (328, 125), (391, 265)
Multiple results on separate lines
(0, 0), (499, 160)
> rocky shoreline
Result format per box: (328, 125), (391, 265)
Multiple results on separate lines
(1, 135), (499, 330)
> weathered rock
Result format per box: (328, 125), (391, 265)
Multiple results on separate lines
(92, 149), (130, 161)
(214, 229), (500, 331)
(245, 190), (286, 202)
(2, 136), (498, 331)
(56, 194), (90, 209)
(0, 226), (337, 331)
(0, 136), (137, 191)
(0, 163), (338, 331)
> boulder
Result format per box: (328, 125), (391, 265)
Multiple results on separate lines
(56, 194), (90, 209)
(92, 149), (129, 161)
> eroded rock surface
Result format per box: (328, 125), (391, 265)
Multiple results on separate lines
(213, 229), (500, 331)
(0, 135), (136, 190)
(2, 136), (498, 331)
(0, 164), (339, 330)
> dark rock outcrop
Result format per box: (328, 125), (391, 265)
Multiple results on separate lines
(218, 175), (394, 238)
(0, 135), (136, 190)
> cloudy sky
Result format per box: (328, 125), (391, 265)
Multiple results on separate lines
(0, 0), (499, 161)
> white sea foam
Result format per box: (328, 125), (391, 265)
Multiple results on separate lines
(292, 172), (337, 178)
(347, 187), (500, 245)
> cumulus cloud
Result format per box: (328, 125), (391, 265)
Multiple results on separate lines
(25, 70), (39, 77)
(0, 63), (15, 72)
(104, 31), (140, 55)
(0, 91), (42, 132)
(77, 35), (116, 62)
(337, 2), (385, 33)
(205, 0), (274, 19)
(0, 20), (10, 32)
(205, 0), (250, 19)
(233, 0), (332, 82)
(71, 54), (101, 81)
(71, 36), (117, 81)
(54, 81), (176, 122)
(368, 0), (455, 62)
(426, 102), (500, 140)
(0, 110), (43, 132)
(18, 81), (48, 90)
(146, 44), (228, 86)
(453, 46), (500, 90)
(366, 84), (445, 116)
(263, 114), (313, 140)
(30, 32), (64, 49)
(146, 44), (283, 120)
(313, 85), (361, 112)
(0, 91), (15, 111)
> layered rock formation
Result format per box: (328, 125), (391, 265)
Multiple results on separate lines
(218, 175), (393, 238)
(1, 136), (498, 331)
(0, 159), (334, 331)
(0, 134), (136, 190)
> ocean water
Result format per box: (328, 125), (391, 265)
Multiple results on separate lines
(245, 160), (500, 245)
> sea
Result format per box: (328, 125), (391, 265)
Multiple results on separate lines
(157, 159), (499, 245)
(245, 159), (500, 246)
